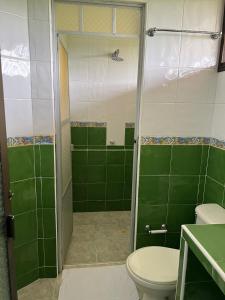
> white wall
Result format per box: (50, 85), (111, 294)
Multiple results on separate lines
(28, 0), (54, 137)
(0, 0), (32, 138)
(141, 0), (224, 138)
(211, 71), (225, 141)
(67, 35), (139, 145)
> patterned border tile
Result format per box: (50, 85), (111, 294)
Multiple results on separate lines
(7, 136), (34, 147)
(7, 136), (54, 147)
(34, 136), (55, 145)
(211, 138), (225, 150)
(71, 121), (107, 128)
(141, 136), (211, 146)
(125, 122), (135, 128)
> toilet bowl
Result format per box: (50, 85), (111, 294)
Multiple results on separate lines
(126, 246), (180, 300)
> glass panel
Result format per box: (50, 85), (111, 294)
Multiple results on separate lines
(55, 3), (80, 32)
(0, 159), (10, 300)
(116, 7), (140, 35)
(83, 5), (113, 33)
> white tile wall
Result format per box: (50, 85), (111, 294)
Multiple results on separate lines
(141, 0), (224, 138)
(67, 35), (139, 144)
(0, 0), (33, 138)
(28, 0), (55, 137)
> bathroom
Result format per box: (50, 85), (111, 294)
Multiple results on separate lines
(0, 0), (225, 300)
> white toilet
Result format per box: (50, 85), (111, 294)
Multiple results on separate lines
(126, 204), (225, 300)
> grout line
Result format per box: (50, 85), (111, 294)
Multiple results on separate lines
(207, 175), (225, 187)
(202, 145), (211, 204)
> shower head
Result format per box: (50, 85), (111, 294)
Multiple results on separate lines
(111, 49), (124, 62)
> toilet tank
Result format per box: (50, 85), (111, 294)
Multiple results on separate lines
(195, 204), (225, 225)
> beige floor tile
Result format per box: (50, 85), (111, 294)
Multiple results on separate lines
(65, 240), (97, 266)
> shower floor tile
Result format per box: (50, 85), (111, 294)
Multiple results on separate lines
(18, 277), (61, 300)
(64, 211), (131, 267)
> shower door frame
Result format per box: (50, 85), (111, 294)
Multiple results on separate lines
(51, 0), (147, 272)
(0, 58), (18, 299)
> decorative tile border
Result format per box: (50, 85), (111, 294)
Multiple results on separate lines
(141, 136), (211, 146)
(34, 136), (54, 145)
(7, 136), (54, 147)
(71, 121), (107, 128)
(125, 122), (135, 128)
(141, 136), (225, 150)
(211, 138), (225, 150)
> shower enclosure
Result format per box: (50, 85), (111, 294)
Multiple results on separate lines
(53, 1), (146, 269)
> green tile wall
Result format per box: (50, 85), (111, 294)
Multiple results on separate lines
(71, 127), (134, 212)
(137, 145), (208, 249)
(204, 146), (225, 208)
(8, 144), (56, 290)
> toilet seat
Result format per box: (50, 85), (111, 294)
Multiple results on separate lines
(126, 246), (180, 288)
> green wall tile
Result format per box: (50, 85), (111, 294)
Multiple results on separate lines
(207, 147), (225, 184)
(137, 204), (167, 233)
(107, 165), (124, 182)
(171, 146), (202, 175)
(140, 146), (171, 175)
(71, 127), (88, 145)
(72, 151), (87, 165)
(39, 267), (57, 278)
(8, 146), (35, 181)
(73, 184), (87, 202)
(107, 151), (125, 164)
(42, 209), (56, 238)
(106, 201), (123, 211)
(38, 239), (44, 266)
(136, 233), (165, 249)
(198, 176), (206, 204)
(125, 150), (134, 165)
(36, 178), (42, 209)
(37, 209), (43, 238)
(34, 145), (41, 177)
(123, 200), (131, 210)
(165, 233), (181, 249)
(16, 268), (39, 290)
(73, 201), (87, 212)
(125, 128), (134, 146)
(184, 282), (225, 300)
(87, 183), (106, 200)
(204, 177), (224, 206)
(167, 205), (195, 232)
(200, 145), (209, 175)
(11, 179), (36, 214)
(169, 176), (199, 204)
(139, 176), (169, 204)
(14, 211), (37, 248)
(125, 165), (133, 183)
(87, 201), (105, 212)
(15, 241), (38, 285)
(40, 145), (54, 177)
(44, 238), (56, 266)
(88, 151), (106, 164)
(88, 128), (106, 146)
(87, 165), (106, 183)
(73, 165), (88, 183)
(124, 182), (132, 199)
(42, 178), (55, 208)
(106, 183), (124, 200)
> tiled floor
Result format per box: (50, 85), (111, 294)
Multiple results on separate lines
(18, 211), (131, 300)
(58, 265), (138, 300)
(18, 277), (61, 300)
(65, 211), (131, 267)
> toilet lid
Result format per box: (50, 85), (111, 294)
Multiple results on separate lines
(127, 247), (180, 285)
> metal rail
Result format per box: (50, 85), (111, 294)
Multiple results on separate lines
(146, 27), (222, 40)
